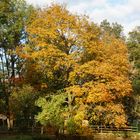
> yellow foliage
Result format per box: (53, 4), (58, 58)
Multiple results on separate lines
(20, 4), (132, 129)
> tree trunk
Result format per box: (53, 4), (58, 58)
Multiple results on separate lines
(7, 118), (10, 130)
(7, 113), (14, 130)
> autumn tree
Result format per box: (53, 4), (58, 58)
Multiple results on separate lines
(23, 4), (132, 134)
(21, 4), (86, 91)
(69, 35), (132, 128)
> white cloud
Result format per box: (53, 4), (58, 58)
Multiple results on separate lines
(90, 3), (133, 24)
(124, 20), (140, 35)
(91, 0), (107, 7)
(128, 0), (140, 12)
(25, 0), (140, 35)
(26, 0), (69, 7)
(26, 0), (56, 7)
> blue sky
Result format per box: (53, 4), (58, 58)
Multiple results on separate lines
(26, 0), (140, 35)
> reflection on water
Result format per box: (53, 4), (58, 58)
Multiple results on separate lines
(94, 138), (137, 140)
(92, 132), (140, 140)
(1, 134), (138, 140)
(93, 136), (139, 140)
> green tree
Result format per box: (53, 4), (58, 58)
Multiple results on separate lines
(127, 26), (140, 121)
(100, 19), (124, 39)
(0, 0), (33, 129)
(10, 85), (39, 128)
(36, 93), (67, 134)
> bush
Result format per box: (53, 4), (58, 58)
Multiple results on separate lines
(66, 118), (79, 135)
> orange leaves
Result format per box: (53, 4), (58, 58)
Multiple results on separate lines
(86, 83), (114, 103)
(105, 103), (127, 128)
(67, 23), (132, 128)
(90, 103), (127, 128)
(26, 4), (82, 55)
(86, 93), (103, 103)
(106, 103), (124, 114)
(108, 78), (132, 97)
(66, 85), (84, 97)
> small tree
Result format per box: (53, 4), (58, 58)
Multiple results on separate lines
(35, 93), (67, 134)
(10, 85), (38, 128)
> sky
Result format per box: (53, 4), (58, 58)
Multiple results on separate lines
(25, 0), (140, 35)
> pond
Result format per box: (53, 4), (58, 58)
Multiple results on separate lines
(0, 134), (140, 140)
